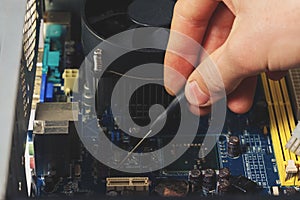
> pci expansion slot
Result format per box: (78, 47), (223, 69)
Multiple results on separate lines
(106, 177), (150, 192)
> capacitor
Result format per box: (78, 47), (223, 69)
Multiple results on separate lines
(227, 136), (241, 158)
(202, 169), (217, 192)
(263, 126), (268, 135)
(218, 168), (231, 180)
(74, 164), (81, 177)
(218, 179), (231, 195)
(188, 169), (202, 191)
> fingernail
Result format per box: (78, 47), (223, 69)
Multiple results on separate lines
(165, 86), (175, 96)
(185, 81), (209, 106)
(164, 77), (177, 96)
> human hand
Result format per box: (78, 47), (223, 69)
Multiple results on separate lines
(164, 0), (300, 115)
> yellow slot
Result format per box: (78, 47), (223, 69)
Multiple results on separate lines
(261, 74), (288, 185)
(261, 74), (299, 186)
(269, 103), (287, 185)
(280, 79), (296, 131)
(274, 81), (296, 161)
(268, 80), (292, 161)
(279, 79), (300, 185)
(274, 80), (299, 185)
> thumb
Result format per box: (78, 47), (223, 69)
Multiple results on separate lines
(184, 43), (246, 107)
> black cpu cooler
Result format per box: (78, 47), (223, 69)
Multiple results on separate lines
(81, 0), (178, 126)
(82, 0), (176, 54)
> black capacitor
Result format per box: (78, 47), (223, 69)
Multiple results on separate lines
(218, 168), (231, 180)
(218, 179), (231, 195)
(188, 169), (202, 191)
(202, 169), (217, 191)
(227, 136), (241, 158)
(189, 169), (202, 182)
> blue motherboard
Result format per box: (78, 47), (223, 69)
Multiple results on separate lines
(25, 12), (300, 199)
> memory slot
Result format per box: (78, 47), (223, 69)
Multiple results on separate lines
(280, 78), (300, 185)
(261, 73), (298, 186)
(281, 78), (296, 131)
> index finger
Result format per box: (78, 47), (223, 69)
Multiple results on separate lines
(164, 0), (219, 95)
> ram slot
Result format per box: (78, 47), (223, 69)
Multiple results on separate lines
(261, 73), (299, 186)
(279, 78), (300, 185)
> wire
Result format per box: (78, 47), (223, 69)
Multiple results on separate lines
(107, 70), (163, 81)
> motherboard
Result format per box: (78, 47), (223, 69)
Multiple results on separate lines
(17, 0), (300, 199)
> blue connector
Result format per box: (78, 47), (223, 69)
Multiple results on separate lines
(110, 131), (115, 142)
(45, 83), (54, 102)
(116, 131), (120, 142)
(27, 131), (33, 142)
(40, 74), (47, 103)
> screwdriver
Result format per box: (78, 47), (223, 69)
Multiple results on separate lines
(118, 90), (186, 167)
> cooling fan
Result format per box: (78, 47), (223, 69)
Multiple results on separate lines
(82, 0), (176, 54)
